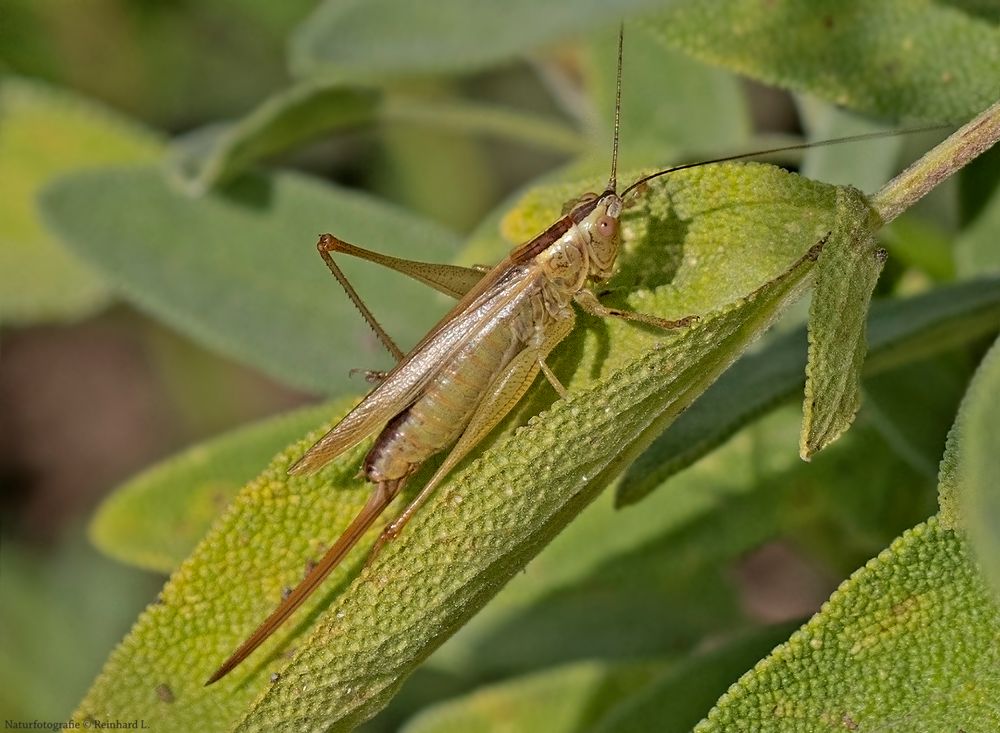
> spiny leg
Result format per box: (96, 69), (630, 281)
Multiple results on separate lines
(318, 234), (404, 362)
(574, 289), (699, 331)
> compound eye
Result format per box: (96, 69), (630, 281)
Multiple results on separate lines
(596, 215), (616, 237)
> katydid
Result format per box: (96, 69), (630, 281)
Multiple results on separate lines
(207, 29), (940, 685)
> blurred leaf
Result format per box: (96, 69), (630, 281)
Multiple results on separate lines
(585, 24), (751, 166)
(289, 0), (679, 79)
(0, 532), (156, 721)
(619, 277), (1000, 506)
(589, 625), (796, 733)
(90, 401), (343, 574)
(863, 351), (973, 478)
(957, 135), (1000, 226)
(3, 0), (317, 128)
(797, 97), (901, 193)
(401, 661), (664, 733)
(40, 167), (462, 394)
(71, 162), (846, 731)
(940, 0), (1000, 24)
(949, 336), (1000, 595)
(649, 0), (1000, 121)
(371, 111), (497, 232)
(0, 76), (160, 324)
(169, 82), (380, 194)
(800, 187), (884, 459)
(695, 517), (1000, 732)
(955, 173), (1000, 276)
(879, 214), (955, 281)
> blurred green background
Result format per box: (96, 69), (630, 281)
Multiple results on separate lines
(2, 0), (998, 730)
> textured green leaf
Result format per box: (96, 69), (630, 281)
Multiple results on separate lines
(289, 0), (678, 79)
(0, 77), (161, 324)
(90, 401), (343, 574)
(401, 661), (664, 733)
(589, 625), (797, 733)
(238, 260), (819, 733)
(169, 82), (379, 194)
(619, 278), (1000, 506)
(801, 187), (885, 459)
(650, 0), (1000, 121)
(71, 163), (842, 731)
(40, 167), (462, 394)
(429, 399), (931, 689)
(944, 336), (1000, 595)
(695, 517), (1000, 732)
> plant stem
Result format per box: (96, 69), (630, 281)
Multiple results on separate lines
(873, 99), (1000, 224)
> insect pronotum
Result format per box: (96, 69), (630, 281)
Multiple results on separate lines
(207, 28), (935, 685)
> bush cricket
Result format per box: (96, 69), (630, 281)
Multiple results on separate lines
(207, 29), (939, 685)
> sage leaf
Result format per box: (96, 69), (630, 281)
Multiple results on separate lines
(800, 186), (885, 459)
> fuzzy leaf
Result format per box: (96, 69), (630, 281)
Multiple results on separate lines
(169, 82), (379, 194)
(90, 402), (343, 574)
(695, 517), (1000, 732)
(619, 277), (1000, 506)
(800, 186), (885, 459)
(39, 167), (462, 395)
(70, 163), (845, 731)
(0, 77), (161, 324)
(650, 0), (1000, 121)
(942, 336), (1000, 595)
(289, 0), (678, 79)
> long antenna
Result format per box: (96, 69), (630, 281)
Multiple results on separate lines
(620, 124), (950, 198)
(608, 24), (624, 192)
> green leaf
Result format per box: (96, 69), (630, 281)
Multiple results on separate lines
(695, 517), (1000, 732)
(797, 97), (902, 193)
(618, 277), (1000, 506)
(800, 186), (885, 459)
(70, 162), (844, 731)
(401, 661), (664, 733)
(955, 173), (1000, 276)
(943, 336), (1000, 595)
(585, 24), (751, 166)
(589, 625), (797, 733)
(879, 214), (956, 281)
(169, 82), (380, 194)
(90, 401), (343, 574)
(863, 351), (973, 479)
(170, 80), (585, 196)
(0, 77), (161, 324)
(0, 533), (156, 721)
(649, 0), (1000, 121)
(289, 0), (678, 79)
(39, 167), (463, 394)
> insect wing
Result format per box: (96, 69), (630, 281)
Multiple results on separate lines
(289, 258), (535, 475)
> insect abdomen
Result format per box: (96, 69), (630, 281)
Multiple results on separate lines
(364, 313), (523, 484)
